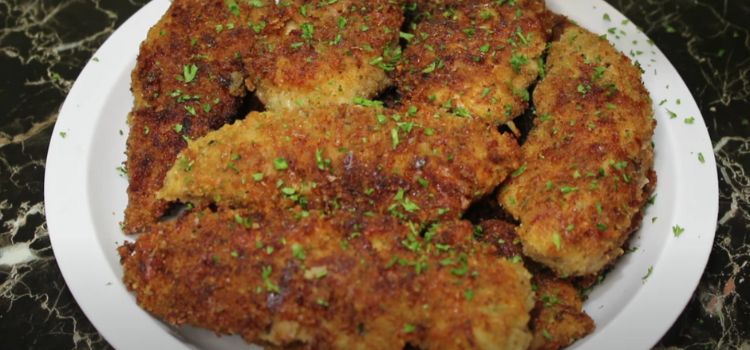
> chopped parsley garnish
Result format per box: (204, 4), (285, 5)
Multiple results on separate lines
(315, 149), (331, 170)
(403, 323), (416, 333)
(250, 21), (266, 33)
(292, 243), (306, 260)
(559, 186), (578, 194)
(551, 232), (561, 250)
(642, 266), (653, 282)
(391, 127), (400, 149)
(511, 164), (527, 177)
(672, 225), (685, 237)
(261, 266), (280, 293)
(301, 23), (314, 40)
(182, 64), (198, 83)
(274, 157), (289, 170)
(234, 214), (252, 228)
(399, 31), (414, 41)
(353, 97), (383, 107)
(226, 0), (240, 16)
(510, 53), (528, 73)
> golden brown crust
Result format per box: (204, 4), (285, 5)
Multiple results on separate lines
(125, 0), (405, 233)
(158, 105), (521, 224)
(120, 210), (533, 349)
(124, 0), (266, 232)
(245, 0), (404, 110)
(395, 0), (550, 124)
(499, 23), (655, 276)
(479, 220), (595, 350)
(529, 274), (595, 350)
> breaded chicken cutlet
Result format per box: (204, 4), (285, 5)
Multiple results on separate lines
(124, 0), (403, 233)
(499, 23), (655, 277)
(478, 220), (594, 350)
(245, 0), (404, 110)
(158, 105), (521, 224)
(119, 210), (534, 350)
(395, 0), (551, 124)
(124, 0), (261, 233)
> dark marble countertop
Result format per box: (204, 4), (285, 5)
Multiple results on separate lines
(1, 0), (747, 349)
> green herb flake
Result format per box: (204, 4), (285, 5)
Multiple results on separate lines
(274, 157), (289, 170)
(292, 243), (306, 260)
(403, 323), (416, 333)
(399, 31), (415, 41)
(226, 0), (240, 16)
(182, 64), (198, 83)
(551, 232), (562, 250)
(642, 266), (653, 282)
(353, 97), (384, 107)
(301, 23), (314, 40)
(250, 20), (267, 33)
(234, 214), (252, 228)
(261, 265), (280, 293)
(559, 186), (578, 194)
(672, 225), (685, 237)
(510, 53), (528, 73)
(511, 164), (527, 177)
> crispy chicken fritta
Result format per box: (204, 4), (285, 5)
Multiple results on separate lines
(124, 0), (259, 233)
(120, 210), (534, 350)
(124, 0), (402, 233)
(395, 0), (551, 124)
(245, 0), (404, 110)
(158, 105), (520, 224)
(478, 220), (595, 350)
(499, 23), (655, 277)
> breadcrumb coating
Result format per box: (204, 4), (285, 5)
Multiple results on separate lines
(499, 24), (655, 276)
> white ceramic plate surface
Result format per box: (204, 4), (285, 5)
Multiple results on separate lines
(45, 1), (719, 349)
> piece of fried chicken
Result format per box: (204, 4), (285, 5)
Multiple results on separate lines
(499, 23), (655, 277)
(245, 0), (404, 110)
(395, 0), (551, 124)
(478, 220), (595, 350)
(124, 0), (403, 233)
(158, 104), (520, 224)
(119, 210), (534, 349)
(124, 0), (262, 233)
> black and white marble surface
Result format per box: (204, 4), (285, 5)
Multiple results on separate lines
(0, 0), (747, 349)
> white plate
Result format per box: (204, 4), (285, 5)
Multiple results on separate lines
(45, 1), (719, 349)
